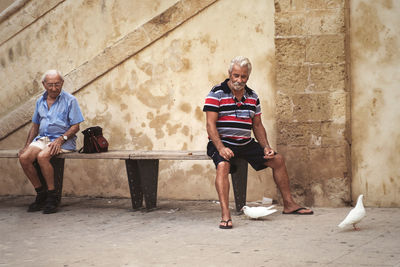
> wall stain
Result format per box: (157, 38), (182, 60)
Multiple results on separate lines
(129, 129), (154, 150)
(353, 2), (385, 55)
(195, 106), (204, 122)
(141, 122), (146, 128)
(181, 142), (188, 150)
(147, 112), (154, 120)
(199, 34), (218, 54)
(136, 59), (153, 77)
(123, 113), (131, 123)
(382, 0), (393, 9)
(8, 48), (14, 62)
(120, 103), (128, 111)
(149, 113), (170, 139)
(183, 40), (192, 53)
(168, 39), (191, 72)
(135, 80), (171, 109)
(166, 123), (181, 135)
(151, 4), (178, 25)
(89, 111), (113, 127)
(379, 35), (399, 65)
(109, 125), (129, 148)
(370, 88), (383, 117)
(36, 23), (49, 39)
(255, 24), (264, 34)
(0, 58), (5, 68)
(182, 125), (189, 136)
(208, 72), (227, 86)
(179, 103), (191, 113)
(58, 21), (69, 50)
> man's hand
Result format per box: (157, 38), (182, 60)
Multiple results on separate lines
(48, 137), (64, 156)
(264, 147), (276, 159)
(219, 146), (235, 160)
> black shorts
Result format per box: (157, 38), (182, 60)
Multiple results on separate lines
(207, 140), (273, 172)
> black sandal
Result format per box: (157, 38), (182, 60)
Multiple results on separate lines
(219, 219), (233, 229)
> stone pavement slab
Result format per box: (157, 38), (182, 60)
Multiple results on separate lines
(0, 196), (399, 267)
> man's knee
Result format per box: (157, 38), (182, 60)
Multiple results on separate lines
(37, 151), (52, 164)
(217, 161), (230, 172)
(19, 149), (36, 165)
(19, 153), (30, 165)
(267, 153), (285, 168)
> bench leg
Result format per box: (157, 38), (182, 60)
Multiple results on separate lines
(125, 159), (143, 210)
(33, 157), (65, 205)
(230, 157), (248, 212)
(125, 159), (159, 211)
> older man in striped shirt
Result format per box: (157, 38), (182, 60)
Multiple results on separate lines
(204, 56), (313, 229)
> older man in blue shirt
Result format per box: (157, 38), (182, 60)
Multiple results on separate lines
(19, 70), (84, 214)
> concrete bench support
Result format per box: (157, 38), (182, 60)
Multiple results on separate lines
(125, 159), (159, 211)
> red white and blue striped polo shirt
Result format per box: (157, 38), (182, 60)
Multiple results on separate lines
(203, 79), (262, 146)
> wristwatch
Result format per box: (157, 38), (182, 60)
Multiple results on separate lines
(62, 135), (68, 141)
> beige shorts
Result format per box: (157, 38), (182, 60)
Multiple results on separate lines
(29, 137), (72, 153)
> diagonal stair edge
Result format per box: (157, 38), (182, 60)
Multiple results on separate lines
(0, 0), (218, 141)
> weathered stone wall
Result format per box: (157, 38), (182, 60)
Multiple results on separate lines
(350, 0), (400, 207)
(0, 0), (278, 202)
(274, 0), (351, 206)
(1, 0), (398, 207)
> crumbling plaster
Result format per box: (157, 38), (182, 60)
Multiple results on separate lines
(0, 0), (278, 202)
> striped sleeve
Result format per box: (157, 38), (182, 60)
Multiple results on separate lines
(203, 88), (220, 113)
(255, 97), (261, 116)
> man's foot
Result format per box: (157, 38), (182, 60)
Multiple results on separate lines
(43, 191), (58, 214)
(219, 219), (233, 229)
(282, 207), (313, 215)
(27, 191), (47, 212)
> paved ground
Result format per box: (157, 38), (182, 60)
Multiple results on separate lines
(0, 196), (399, 267)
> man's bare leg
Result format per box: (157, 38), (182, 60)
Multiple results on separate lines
(215, 161), (233, 227)
(19, 146), (49, 212)
(37, 147), (55, 190)
(266, 154), (313, 214)
(19, 146), (43, 188)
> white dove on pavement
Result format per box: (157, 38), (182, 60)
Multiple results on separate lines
(242, 205), (277, 219)
(338, 194), (366, 230)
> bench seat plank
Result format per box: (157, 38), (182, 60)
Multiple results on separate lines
(0, 150), (18, 158)
(59, 150), (132, 159)
(129, 150), (209, 160)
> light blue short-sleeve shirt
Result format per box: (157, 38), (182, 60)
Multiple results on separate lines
(32, 90), (84, 150)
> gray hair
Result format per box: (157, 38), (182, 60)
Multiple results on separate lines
(41, 69), (64, 83)
(228, 56), (252, 75)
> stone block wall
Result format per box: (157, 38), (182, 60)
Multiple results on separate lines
(274, 0), (351, 206)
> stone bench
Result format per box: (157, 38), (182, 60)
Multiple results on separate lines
(0, 150), (249, 212)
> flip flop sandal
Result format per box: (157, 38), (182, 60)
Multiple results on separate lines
(219, 219), (233, 229)
(282, 207), (314, 215)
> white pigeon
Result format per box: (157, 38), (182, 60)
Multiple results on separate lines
(242, 205), (277, 219)
(338, 194), (366, 230)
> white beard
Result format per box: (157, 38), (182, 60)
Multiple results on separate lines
(232, 82), (245, 91)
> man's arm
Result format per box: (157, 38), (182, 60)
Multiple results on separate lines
(252, 115), (275, 158)
(48, 123), (80, 156)
(18, 123), (40, 156)
(206, 111), (234, 160)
